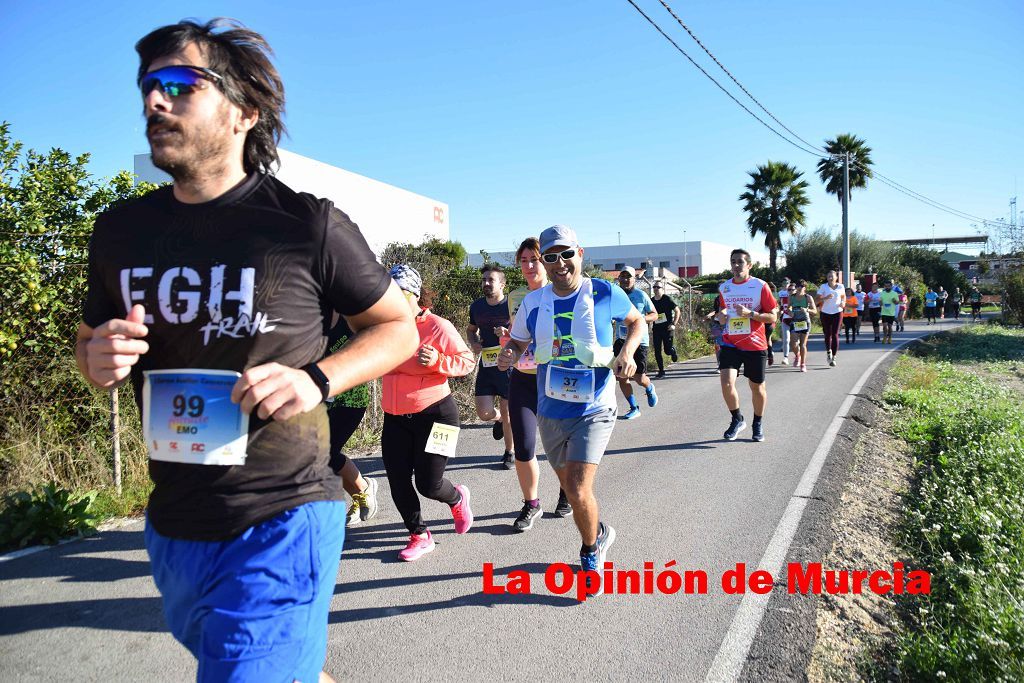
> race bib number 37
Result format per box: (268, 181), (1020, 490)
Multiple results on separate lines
(545, 365), (596, 404)
(143, 369), (248, 466)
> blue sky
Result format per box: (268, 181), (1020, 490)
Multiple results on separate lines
(2, 1), (1021, 256)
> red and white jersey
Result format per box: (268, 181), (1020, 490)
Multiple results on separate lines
(718, 276), (777, 351)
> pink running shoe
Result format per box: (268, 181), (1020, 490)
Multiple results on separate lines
(451, 484), (474, 534)
(800, 363), (807, 373)
(399, 530), (435, 562)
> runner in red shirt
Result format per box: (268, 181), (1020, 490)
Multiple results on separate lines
(717, 249), (777, 442)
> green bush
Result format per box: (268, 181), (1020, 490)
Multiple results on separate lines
(0, 483), (98, 551)
(1000, 268), (1024, 325)
(884, 328), (1024, 680)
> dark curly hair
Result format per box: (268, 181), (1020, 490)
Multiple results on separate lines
(136, 18), (286, 174)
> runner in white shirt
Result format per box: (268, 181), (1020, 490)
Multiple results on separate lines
(816, 270), (846, 367)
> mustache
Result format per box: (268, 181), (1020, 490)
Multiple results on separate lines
(146, 114), (180, 135)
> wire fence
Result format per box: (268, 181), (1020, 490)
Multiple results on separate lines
(0, 265), (719, 495)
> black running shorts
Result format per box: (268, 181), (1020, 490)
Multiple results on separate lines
(718, 345), (767, 384)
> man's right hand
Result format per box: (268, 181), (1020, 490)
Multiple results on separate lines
(83, 304), (150, 387)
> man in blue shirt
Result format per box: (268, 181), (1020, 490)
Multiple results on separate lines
(499, 225), (643, 595)
(925, 286), (939, 324)
(614, 267), (659, 419)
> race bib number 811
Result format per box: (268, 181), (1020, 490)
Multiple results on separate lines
(143, 369), (248, 466)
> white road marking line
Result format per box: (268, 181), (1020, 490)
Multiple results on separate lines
(704, 336), (914, 682)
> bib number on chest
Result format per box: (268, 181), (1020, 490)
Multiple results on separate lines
(517, 348), (537, 371)
(424, 422), (460, 457)
(656, 313), (668, 324)
(545, 365), (596, 404)
(480, 346), (501, 368)
(728, 316), (752, 335)
(143, 370), (248, 466)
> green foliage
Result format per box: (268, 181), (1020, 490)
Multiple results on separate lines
(816, 133), (873, 204)
(883, 327), (1024, 680)
(890, 244), (970, 297)
(0, 483), (98, 551)
(0, 121), (159, 362)
(1000, 267), (1024, 325)
(0, 122), (156, 498)
(738, 161), (810, 272)
(782, 226), (895, 283)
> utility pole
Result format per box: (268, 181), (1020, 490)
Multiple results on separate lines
(841, 152), (851, 287)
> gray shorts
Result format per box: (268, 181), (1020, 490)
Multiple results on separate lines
(537, 407), (617, 469)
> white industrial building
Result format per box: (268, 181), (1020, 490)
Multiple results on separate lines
(134, 149), (449, 257)
(467, 241), (769, 279)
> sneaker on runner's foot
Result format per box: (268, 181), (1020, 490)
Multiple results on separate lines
(555, 490), (573, 517)
(752, 421), (765, 442)
(579, 523), (617, 597)
(512, 502), (542, 532)
(491, 421), (503, 440)
(723, 415), (747, 440)
(781, 356), (789, 366)
(622, 406), (641, 420)
(399, 530), (435, 561)
(502, 452), (514, 470)
(654, 371), (666, 379)
(829, 356), (836, 367)
(451, 484), (473, 534)
(345, 498), (362, 527)
(359, 476), (379, 522)
(646, 385), (658, 407)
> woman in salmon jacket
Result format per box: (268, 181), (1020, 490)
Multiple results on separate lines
(382, 264), (477, 561)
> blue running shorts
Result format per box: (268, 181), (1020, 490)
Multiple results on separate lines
(145, 501), (345, 683)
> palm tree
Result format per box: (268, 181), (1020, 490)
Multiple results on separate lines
(816, 133), (873, 203)
(739, 161), (810, 272)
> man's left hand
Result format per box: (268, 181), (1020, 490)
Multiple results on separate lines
(232, 363), (323, 421)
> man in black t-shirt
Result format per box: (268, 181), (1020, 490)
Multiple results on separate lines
(467, 264), (515, 467)
(75, 20), (416, 683)
(651, 282), (679, 378)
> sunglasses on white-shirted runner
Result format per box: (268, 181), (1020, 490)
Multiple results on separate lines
(541, 249), (577, 264)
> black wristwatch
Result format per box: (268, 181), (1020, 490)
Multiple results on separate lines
(301, 363), (330, 403)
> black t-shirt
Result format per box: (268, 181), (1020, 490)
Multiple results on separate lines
(82, 172), (391, 541)
(468, 296), (510, 348)
(652, 295), (678, 326)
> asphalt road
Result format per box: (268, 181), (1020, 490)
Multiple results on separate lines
(0, 315), (974, 682)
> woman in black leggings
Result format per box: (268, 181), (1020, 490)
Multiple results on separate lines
(505, 238), (571, 532)
(381, 265), (476, 561)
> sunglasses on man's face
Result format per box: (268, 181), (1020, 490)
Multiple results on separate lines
(541, 249), (577, 264)
(140, 65), (222, 98)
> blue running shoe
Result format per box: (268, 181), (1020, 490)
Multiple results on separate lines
(751, 421), (765, 442)
(622, 406), (641, 420)
(646, 384), (658, 407)
(723, 415), (747, 441)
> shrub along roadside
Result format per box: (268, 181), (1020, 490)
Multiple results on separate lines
(882, 327), (1024, 680)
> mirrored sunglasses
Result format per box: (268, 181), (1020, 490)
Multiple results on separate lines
(541, 249), (577, 264)
(140, 65), (222, 98)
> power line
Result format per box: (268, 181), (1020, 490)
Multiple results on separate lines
(623, 0), (825, 159)
(655, 0), (828, 156)
(627, 0), (1016, 234)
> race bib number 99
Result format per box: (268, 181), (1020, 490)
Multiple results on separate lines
(143, 369), (248, 466)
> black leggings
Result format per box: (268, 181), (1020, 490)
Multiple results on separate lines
(382, 395), (460, 535)
(843, 317), (857, 339)
(821, 312), (841, 356)
(328, 405), (367, 473)
(652, 325), (676, 372)
(508, 369), (539, 462)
